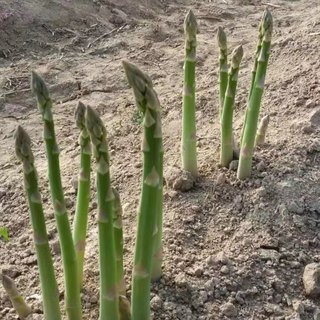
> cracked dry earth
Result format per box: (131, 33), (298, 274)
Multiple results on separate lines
(0, 0), (320, 319)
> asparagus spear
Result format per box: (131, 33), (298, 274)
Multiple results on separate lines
(122, 61), (163, 320)
(112, 187), (126, 295)
(237, 9), (273, 179)
(85, 106), (119, 320)
(220, 45), (243, 167)
(31, 72), (82, 320)
(181, 9), (198, 176)
(72, 101), (92, 288)
(255, 114), (270, 146)
(1, 273), (33, 319)
(14, 126), (61, 320)
(240, 11), (266, 147)
(217, 26), (228, 119)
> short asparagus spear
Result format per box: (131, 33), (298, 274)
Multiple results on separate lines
(255, 114), (270, 146)
(85, 106), (119, 320)
(1, 273), (33, 319)
(220, 45), (243, 167)
(217, 26), (228, 119)
(31, 72), (82, 320)
(72, 101), (92, 288)
(123, 61), (163, 320)
(14, 126), (61, 320)
(237, 9), (273, 179)
(181, 9), (198, 176)
(112, 187), (126, 295)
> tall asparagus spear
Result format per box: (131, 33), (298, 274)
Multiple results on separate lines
(112, 187), (125, 295)
(237, 9), (273, 179)
(122, 61), (163, 320)
(220, 45), (243, 167)
(255, 114), (270, 146)
(72, 101), (92, 288)
(181, 9), (198, 176)
(31, 72), (82, 320)
(217, 26), (228, 119)
(14, 126), (61, 320)
(240, 12), (265, 147)
(85, 106), (119, 320)
(1, 273), (33, 319)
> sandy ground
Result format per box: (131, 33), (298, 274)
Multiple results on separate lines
(0, 0), (320, 319)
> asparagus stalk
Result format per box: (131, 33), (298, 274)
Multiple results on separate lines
(122, 61), (163, 320)
(217, 26), (228, 119)
(72, 101), (92, 288)
(85, 106), (119, 320)
(237, 9), (273, 179)
(220, 45), (243, 167)
(240, 12), (265, 147)
(1, 273), (33, 319)
(151, 169), (163, 280)
(255, 114), (270, 146)
(31, 72), (82, 320)
(181, 9), (198, 176)
(14, 126), (61, 320)
(112, 187), (126, 295)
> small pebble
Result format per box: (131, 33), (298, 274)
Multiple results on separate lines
(150, 295), (163, 310)
(220, 265), (230, 274)
(220, 302), (237, 317)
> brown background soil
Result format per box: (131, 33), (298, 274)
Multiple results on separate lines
(1, 0), (320, 319)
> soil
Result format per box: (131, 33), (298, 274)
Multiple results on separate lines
(0, 0), (320, 319)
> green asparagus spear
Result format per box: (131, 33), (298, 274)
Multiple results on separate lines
(181, 9), (198, 176)
(1, 273), (33, 319)
(220, 45), (243, 167)
(85, 106), (119, 320)
(240, 10), (266, 147)
(237, 9), (273, 179)
(122, 61), (163, 320)
(72, 101), (92, 288)
(14, 126), (61, 320)
(31, 72), (82, 320)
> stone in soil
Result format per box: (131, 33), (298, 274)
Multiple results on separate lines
(220, 302), (237, 317)
(303, 263), (320, 298)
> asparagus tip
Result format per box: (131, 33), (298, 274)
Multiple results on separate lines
(85, 106), (106, 144)
(2, 274), (16, 291)
(217, 26), (227, 50)
(231, 45), (244, 68)
(85, 105), (100, 128)
(31, 71), (48, 96)
(261, 8), (273, 40)
(75, 101), (86, 130)
(122, 60), (152, 89)
(184, 9), (198, 36)
(14, 125), (32, 160)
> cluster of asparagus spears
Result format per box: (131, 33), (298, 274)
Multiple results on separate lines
(181, 8), (273, 179)
(3, 7), (273, 320)
(9, 62), (163, 320)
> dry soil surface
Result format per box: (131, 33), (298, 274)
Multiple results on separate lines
(0, 0), (320, 319)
